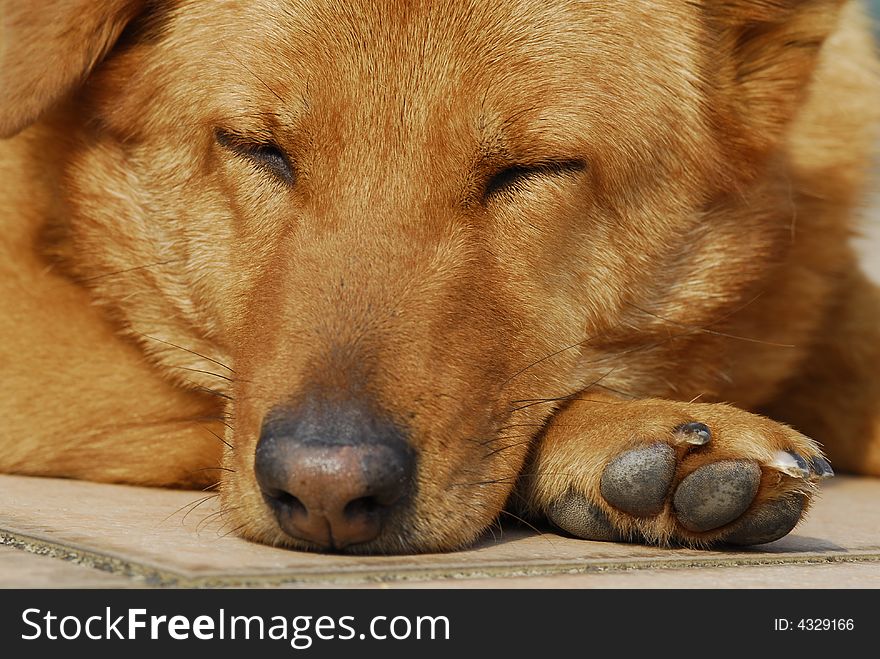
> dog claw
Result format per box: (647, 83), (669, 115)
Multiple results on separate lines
(771, 450), (811, 478)
(810, 456), (834, 480)
(674, 422), (711, 446)
(600, 443), (675, 517)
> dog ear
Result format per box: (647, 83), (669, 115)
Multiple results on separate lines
(703, 0), (848, 160)
(0, 0), (144, 138)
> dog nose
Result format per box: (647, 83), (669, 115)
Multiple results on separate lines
(254, 400), (415, 550)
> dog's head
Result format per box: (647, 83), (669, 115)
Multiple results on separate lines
(1, 0), (850, 552)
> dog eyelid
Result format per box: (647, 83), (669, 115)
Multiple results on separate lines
(215, 128), (295, 185)
(483, 159), (586, 201)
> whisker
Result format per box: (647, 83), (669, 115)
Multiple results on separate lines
(506, 395), (571, 414)
(483, 438), (533, 459)
(200, 424), (233, 450)
(562, 397), (624, 405)
(497, 289), (770, 392)
(194, 415), (235, 432)
(194, 411), (234, 421)
(496, 422), (553, 431)
(196, 506), (240, 534)
(162, 493), (218, 524)
(189, 466), (236, 474)
(135, 331), (235, 373)
(500, 333), (599, 388)
(172, 366), (235, 383)
(218, 522), (249, 539)
(191, 385), (234, 401)
(499, 509), (554, 544)
(448, 477), (518, 489)
(79, 258), (184, 283)
(195, 510), (227, 533)
(181, 493), (221, 525)
(507, 294), (783, 411)
(591, 382), (638, 400)
(507, 368), (618, 413)
(575, 335), (675, 367)
(625, 301), (795, 348)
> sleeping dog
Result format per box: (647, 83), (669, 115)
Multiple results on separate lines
(1, 0), (878, 553)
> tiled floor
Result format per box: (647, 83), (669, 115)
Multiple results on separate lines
(1, 474), (878, 588)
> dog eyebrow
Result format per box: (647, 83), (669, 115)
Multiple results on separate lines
(474, 109), (587, 176)
(214, 126), (275, 146)
(213, 115), (282, 143)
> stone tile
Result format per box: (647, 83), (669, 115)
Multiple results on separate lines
(0, 544), (136, 588)
(0, 474), (877, 587)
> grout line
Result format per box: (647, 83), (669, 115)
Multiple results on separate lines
(3, 529), (880, 588)
(0, 531), (170, 587)
(193, 553), (880, 587)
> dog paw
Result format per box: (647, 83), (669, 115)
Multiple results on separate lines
(530, 403), (832, 547)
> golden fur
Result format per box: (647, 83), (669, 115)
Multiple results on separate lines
(1, 0), (878, 553)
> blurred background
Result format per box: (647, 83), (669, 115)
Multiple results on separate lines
(857, 0), (880, 281)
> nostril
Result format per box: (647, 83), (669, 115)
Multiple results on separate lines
(263, 489), (307, 517)
(344, 496), (382, 518)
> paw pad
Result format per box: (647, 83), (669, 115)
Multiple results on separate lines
(542, 416), (829, 548)
(672, 460), (761, 532)
(600, 443), (675, 517)
(547, 491), (622, 541)
(724, 493), (806, 545)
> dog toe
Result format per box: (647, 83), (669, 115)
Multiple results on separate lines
(547, 490), (622, 541)
(599, 443), (676, 517)
(723, 493), (806, 545)
(672, 460), (761, 532)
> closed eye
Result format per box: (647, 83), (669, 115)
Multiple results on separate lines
(483, 160), (586, 201)
(215, 129), (294, 185)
